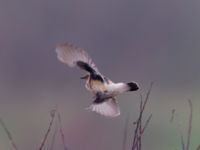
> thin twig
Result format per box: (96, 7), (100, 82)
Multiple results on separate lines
(196, 145), (200, 150)
(170, 109), (175, 123)
(180, 133), (185, 150)
(38, 109), (56, 150)
(49, 122), (58, 150)
(132, 104), (141, 149)
(122, 113), (129, 150)
(138, 98), (143, 150)
(142, 82), (153, 114)
(138, 121), (142, 150)
(186, 99), (193, 150)
(0, 118), (19, 150)
(134, 82), (153, 125)
(58, 112), (68, 150)
(132, 82), (153, 150)
(132, 114), (152, 150)
(141, 114), (152, 134)
(132, 95), (143, 149)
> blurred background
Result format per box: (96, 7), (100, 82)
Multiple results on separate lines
(0, 0), (200, 149)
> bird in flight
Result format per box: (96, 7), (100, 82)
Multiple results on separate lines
(56, 42), (139, 117)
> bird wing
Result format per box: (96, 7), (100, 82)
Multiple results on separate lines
(56, 42), (101, 75)
(88, 97), (120, 117)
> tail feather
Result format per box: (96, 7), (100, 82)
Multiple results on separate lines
(107, 82), (139, 94)
(127, 82), (139, 91)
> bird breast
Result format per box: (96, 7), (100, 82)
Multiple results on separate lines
(85, 78), (107, 93)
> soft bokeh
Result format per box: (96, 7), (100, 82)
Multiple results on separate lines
(0, 0), (200, 150)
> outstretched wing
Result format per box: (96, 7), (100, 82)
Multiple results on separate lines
(56, 42), (100, 75)
(88, 95), (120, 117)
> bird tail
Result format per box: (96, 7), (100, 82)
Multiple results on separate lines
(127, 82), (139, 91)
(108, 82), (139, 94)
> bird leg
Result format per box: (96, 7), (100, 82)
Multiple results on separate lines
(94, 92), (114, 104)
(80, 74), (89, 79)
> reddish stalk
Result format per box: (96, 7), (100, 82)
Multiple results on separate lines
(38, 109), (56, 150)
(131, 83), (153, 150)
(58, 112), (68, 150)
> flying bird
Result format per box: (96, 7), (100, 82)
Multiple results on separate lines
(56, 42), (139, 117)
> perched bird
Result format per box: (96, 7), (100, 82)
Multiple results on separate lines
(56, 42), (139, 117)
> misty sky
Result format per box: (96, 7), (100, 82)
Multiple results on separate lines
(0, 0), (200, 150)
(1, 0), (200, 88)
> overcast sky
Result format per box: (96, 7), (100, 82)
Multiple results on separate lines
(0, 0), (200, 149)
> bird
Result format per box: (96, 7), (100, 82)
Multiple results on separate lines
(56, 42), (139, 117)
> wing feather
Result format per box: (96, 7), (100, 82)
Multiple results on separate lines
(56, 42), (100, 74)
(88, 98), (120, 117)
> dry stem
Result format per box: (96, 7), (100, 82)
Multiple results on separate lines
(122, 113), (129, 150)
(58, 112), (68, 150)
(0, 118), (19, 150)
(131, 82), (153, 150)
(38, 109), (56, 150)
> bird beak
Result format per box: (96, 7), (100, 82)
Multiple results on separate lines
(80, 75), (89, 79)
